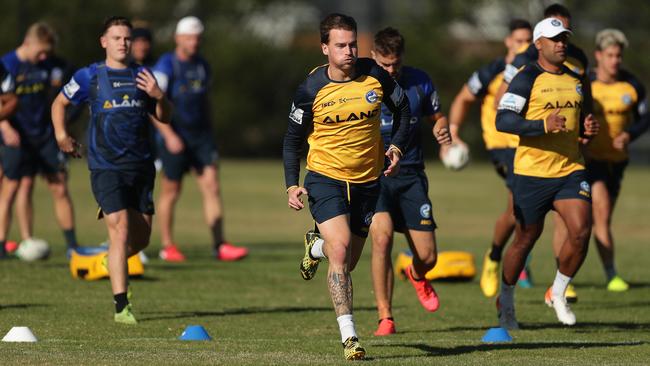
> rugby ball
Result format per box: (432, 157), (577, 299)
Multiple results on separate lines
(441, 143), (470, 171)
(16, 238), (51, 261)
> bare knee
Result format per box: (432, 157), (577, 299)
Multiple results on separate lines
(371, 231), (392, 256)
(326, 239), (350, 266)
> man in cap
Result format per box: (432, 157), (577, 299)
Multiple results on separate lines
(495, 17), (598, 328)
(153, 16), (248, 262)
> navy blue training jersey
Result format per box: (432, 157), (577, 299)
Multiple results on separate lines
(62, 62), (156, 170)
(1, 50), (56, 141)
(153, 52), (211, 140)
(380, 66), (440, 168)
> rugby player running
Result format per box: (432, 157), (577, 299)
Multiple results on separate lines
(283, 14), (410, 360)
(368, 27), (450, 336)
(52, 16), (171, 324)
(447, 19), (532, 297)
(495, 18), (598, 328)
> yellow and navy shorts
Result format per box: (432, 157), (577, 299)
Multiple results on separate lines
(586, 159), (628, 200)
(304, 170), (379, 238)
(375, 167), (436, 232)
(513, 170), (591, 226)
(488, 148), (516, 191)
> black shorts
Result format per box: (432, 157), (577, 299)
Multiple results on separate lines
(513, 170), (591, 226)
(90, 167), (155, 216)
(488, 148), (516, 191)
(304, 171), (379, 238)
(375, 167), (436, 232)
(0, 136), (66, 180)
(158, 135), (218, 181)
(586, 159), (628, 200)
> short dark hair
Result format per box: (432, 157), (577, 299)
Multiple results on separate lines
(508, 19), (532, 33)
(544, 3), (571, 20)
(102, 16), (132, 36)
(373, 27), (405, 56)
(320, 13), (356, 44)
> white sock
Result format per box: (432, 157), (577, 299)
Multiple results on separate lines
(551, 270), (572, 298)
(310, 238), (325, 259)
(336, 314), (357, 343)
(499, 280), (515, 308)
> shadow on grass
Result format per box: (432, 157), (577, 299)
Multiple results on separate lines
(373, 340), (644, 359)
(401, 320), (650, 334)
(0, 303), (50, 310)
(139, 306), (378, 322)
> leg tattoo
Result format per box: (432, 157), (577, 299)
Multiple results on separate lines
(328, 271), (353, 316)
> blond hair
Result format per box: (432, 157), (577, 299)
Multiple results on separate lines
(25, 22), (57, 45)
(595, 28), (628, 51)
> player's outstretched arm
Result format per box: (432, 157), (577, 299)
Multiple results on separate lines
(52, 92), (81, 158)
(430, 114), (451, 146)
(448, 85), (477, 145)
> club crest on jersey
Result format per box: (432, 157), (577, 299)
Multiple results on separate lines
(103, 94), (144, 109)
(420, 204), (431, 219)
(365, 90), (379, 104)
(576, 83), (583, 96)
(622, 94), (632, 105)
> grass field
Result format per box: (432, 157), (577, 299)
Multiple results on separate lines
(1, 159), (649, 365)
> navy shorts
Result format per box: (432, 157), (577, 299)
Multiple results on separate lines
(0, 136), (66, 180)
(586, 159), (628, 200)
(375, 167), (436, 232)
(513, 170), (591, 226)
(158, 135), (218, 181)
(488, 148), (516, 191)
(304, 171), (379, 238)
(91, 167), (155, 216)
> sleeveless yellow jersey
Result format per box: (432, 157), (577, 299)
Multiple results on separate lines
(283, 58), (411, 187)
(588, 70), (647, 162)
(467, 57), (519, 149)
(497, 63), (585, 178)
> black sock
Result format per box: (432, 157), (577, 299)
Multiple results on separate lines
(114, 292), (129, 313)
(555, 257), (560, 269)
(63, 229), (78, 249)
(0, 240), (6, 257)
(489, 243), (503, 261)
(211, 220), (224, 251)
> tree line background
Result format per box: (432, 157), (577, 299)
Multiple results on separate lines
(2, 0), (649, 161)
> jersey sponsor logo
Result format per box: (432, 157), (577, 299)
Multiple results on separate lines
(467, 72), (483, 95)
(289, 103), (304, 124)
(102, 94), (145, 109)
(339, 96), (361, 104)
(420, 219), (432, 225)
(323, 108), (379, 123)
(543, 100), (582, 110)
(112, 81), (135, 88)
(63, 77), (80, 98)
(576, 83), (583, 96)
(622, 94), (632, 105)
(365, 90), (379, 104)
(320, 100), (336, 108)
(15, 82), (45, 95)
(420, 203), (431, 219)
(498, 92), (527, 113)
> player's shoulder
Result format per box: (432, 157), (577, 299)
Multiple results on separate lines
(560, 65), (582, 82)
(154, 52), (174, 69)
(512, 63), (544, 84)
(401, 65), (431, 84)
(481, 57), (506, 78)
(511, 43), (536, 68)
(295, 64), (329, 101)
(1, 51), (20, 73)
(619, 69), (645, 94)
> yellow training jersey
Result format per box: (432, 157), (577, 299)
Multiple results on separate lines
(497, 63), (585, 178)
(588, 70), (647, 162)
(467, 57), (519, 149)
(283, 58), (411, 187)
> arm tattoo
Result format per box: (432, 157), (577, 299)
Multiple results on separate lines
(328, 271), (353, 316)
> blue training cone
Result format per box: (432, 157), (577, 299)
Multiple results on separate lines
(179, 325), (212, 341)
(481, 327), (512, 343)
